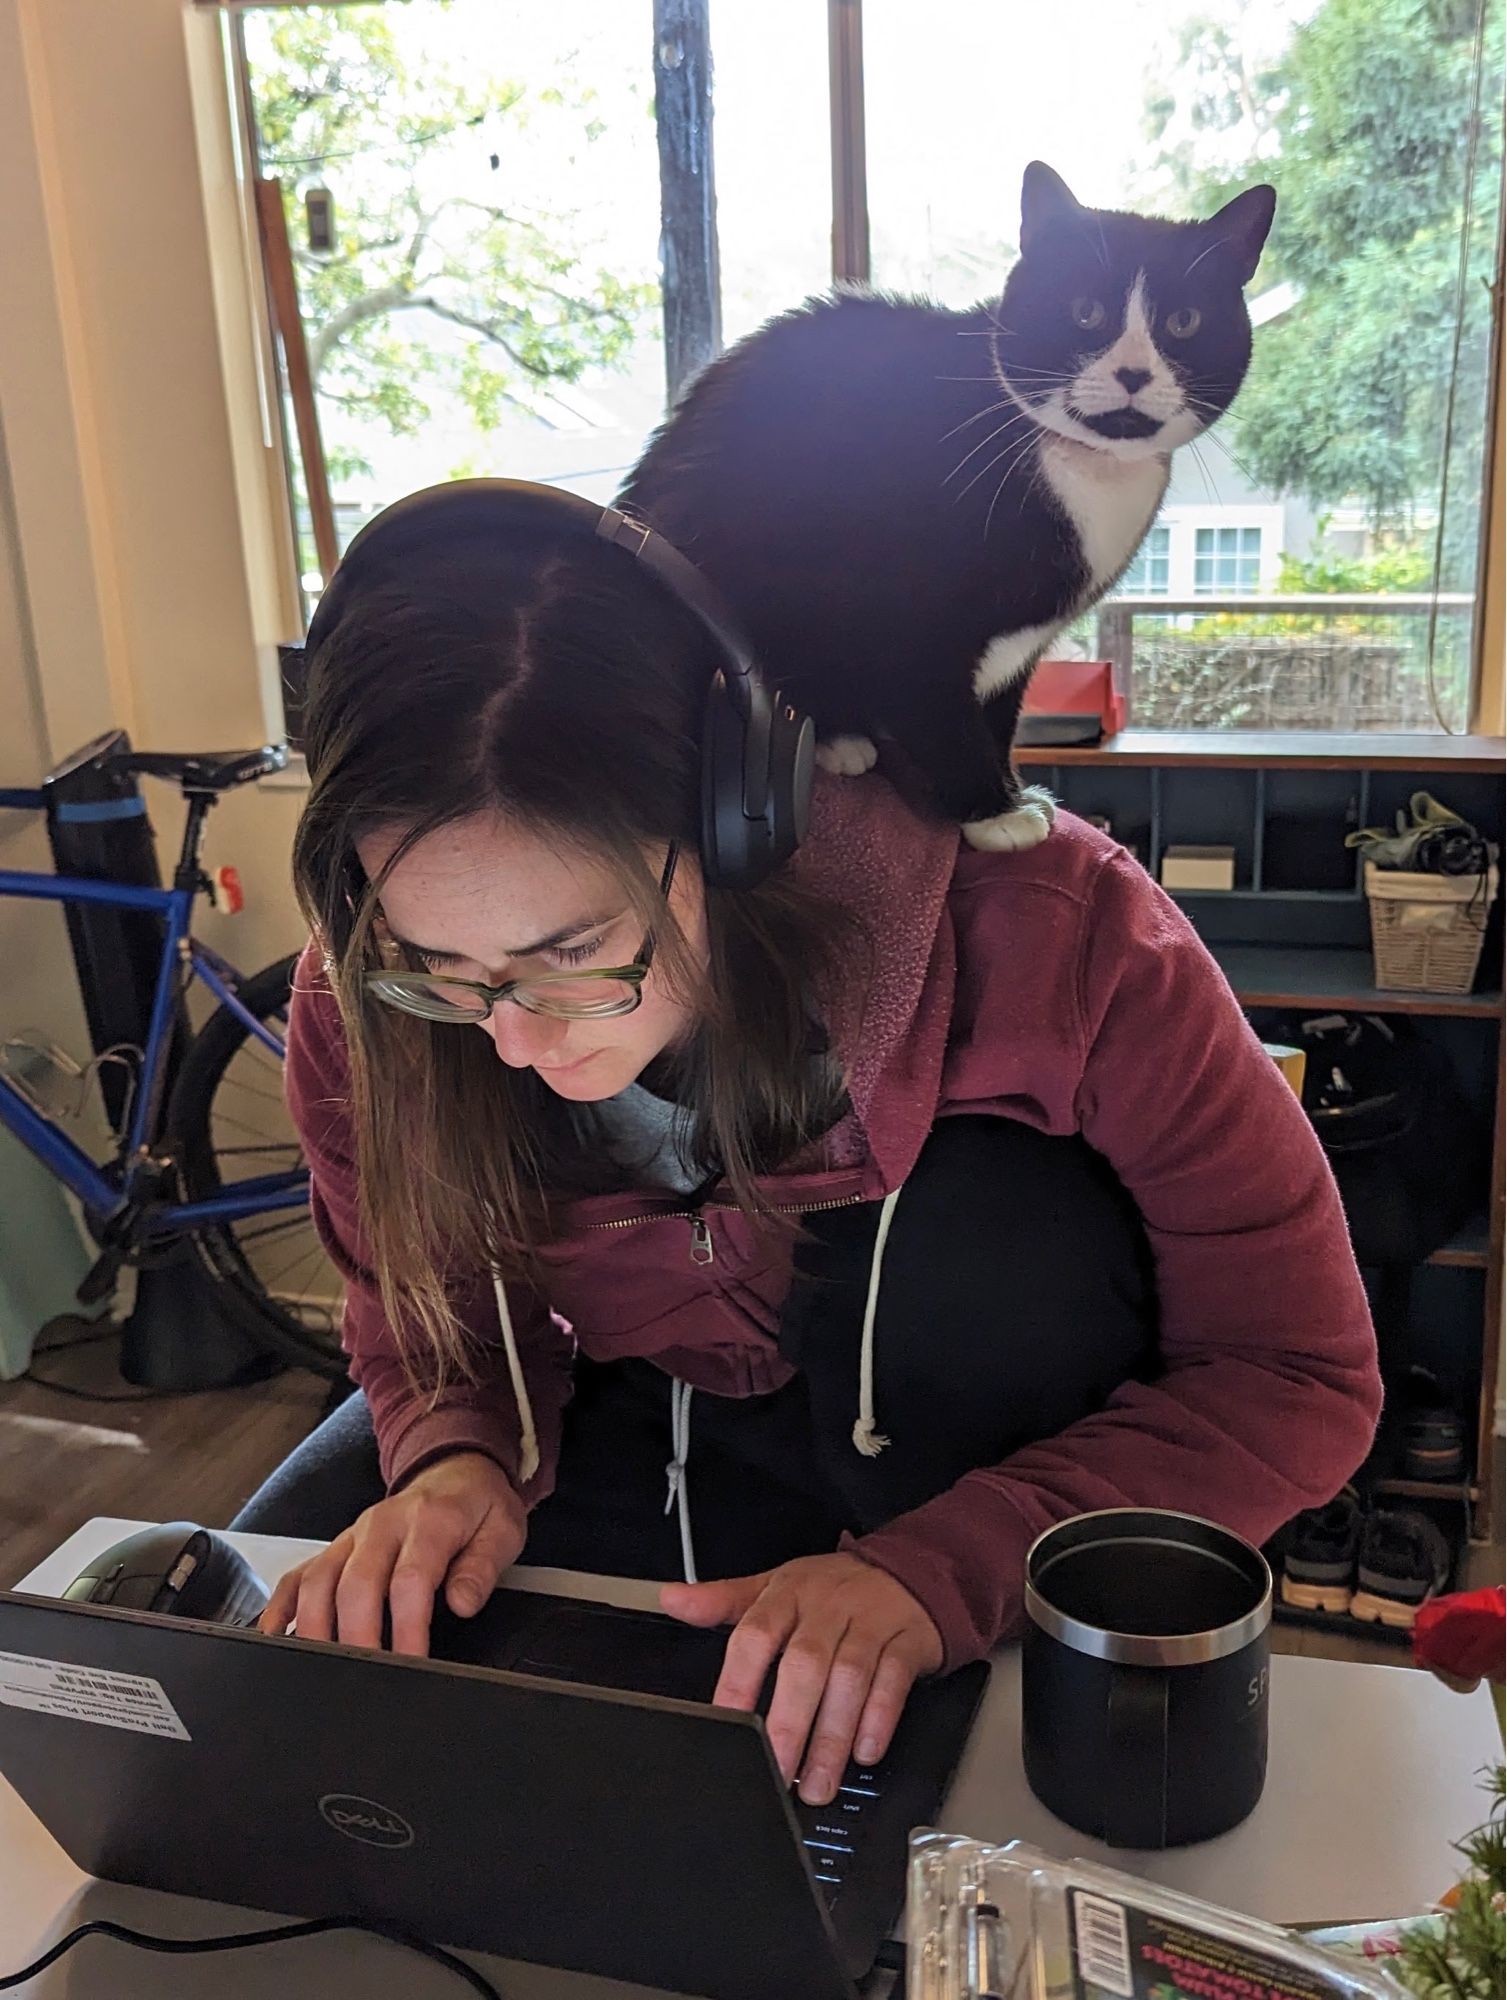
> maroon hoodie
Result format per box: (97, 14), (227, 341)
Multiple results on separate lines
(286, 773), (1381, 1669)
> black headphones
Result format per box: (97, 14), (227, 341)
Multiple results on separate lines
(301, 479), (815, 893)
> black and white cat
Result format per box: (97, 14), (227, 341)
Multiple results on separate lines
(621, 162), (1276, 851)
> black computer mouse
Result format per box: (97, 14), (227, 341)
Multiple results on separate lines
(63, 1523), (270, 1627)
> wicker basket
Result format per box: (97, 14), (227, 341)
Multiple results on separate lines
(1364, 861), (1499, 995)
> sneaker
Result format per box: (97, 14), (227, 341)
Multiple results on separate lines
(1280, 1488), (1363, 1613)
(1399, 1367), (1466, 1483)
(1349, 1507), (1453, 1629)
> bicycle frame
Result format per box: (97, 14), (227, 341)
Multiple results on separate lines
(0, 866), (306, 1238)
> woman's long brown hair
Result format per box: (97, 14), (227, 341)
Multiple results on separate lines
(292, 526), (859, 1385)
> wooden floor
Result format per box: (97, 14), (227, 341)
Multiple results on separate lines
(0, 1328), (1499, 1672)
(0, 1322), (327, 1590)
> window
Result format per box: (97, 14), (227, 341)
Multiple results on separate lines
(1122, 526), (1171, 597)
(239, 0), (1503, 735)
(860, 0), (1503, 732)
(238, 0), (831, 586)
(1194, 527), (1263, 597)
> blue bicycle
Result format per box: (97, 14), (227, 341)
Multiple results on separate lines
(0, 732), (340, 1376)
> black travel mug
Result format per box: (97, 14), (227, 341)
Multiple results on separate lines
(1022, 1509), (1272, 1849)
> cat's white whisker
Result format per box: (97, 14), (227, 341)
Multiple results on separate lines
(938, 399), (1012, 444)
(943, 410), (1033, 486)
(1193, 426), (1264, 491)
(1184, 236), (1235, 278)
(1186, 438), (1220, 508)
(982, 433), (1044, 537)
(953, 425), (1040, 506)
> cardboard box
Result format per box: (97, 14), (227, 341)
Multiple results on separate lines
(1160, 844), (1237, 891)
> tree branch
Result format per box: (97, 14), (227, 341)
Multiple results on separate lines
(307, 282), (414, 377)
(308, 283), (563, 386)
(404, 296), (551, 377)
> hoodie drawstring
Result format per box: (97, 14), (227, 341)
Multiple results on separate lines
(663, 1378), (698, 1584)
(490, 1273), (540, 1486)
(852, 1183), (903, 1458)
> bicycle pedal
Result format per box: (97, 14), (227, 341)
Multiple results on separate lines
(77, 1250), (123, 1307)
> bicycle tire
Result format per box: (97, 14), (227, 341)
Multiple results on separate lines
(168, 952), (345, 1377)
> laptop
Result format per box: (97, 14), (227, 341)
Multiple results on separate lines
(0, 1583), (987, 2000)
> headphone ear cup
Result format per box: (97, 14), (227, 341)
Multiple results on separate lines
(701, 673), (816, 890)
(701, 671), (759, 891)
(773, 703), (816, 861)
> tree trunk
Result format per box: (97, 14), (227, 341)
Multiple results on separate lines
(653, 0), (721, 407)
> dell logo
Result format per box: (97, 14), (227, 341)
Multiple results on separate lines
(317, 1793), (415, 1849)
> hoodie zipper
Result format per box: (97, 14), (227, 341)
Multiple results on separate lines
(586, 1192), (866, 1266)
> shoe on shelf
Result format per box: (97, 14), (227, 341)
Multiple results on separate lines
(1349, 1507), (1453, 1630)
(1399, 1366), (1466, 1483)
(1280, 1487), (1363, 1614)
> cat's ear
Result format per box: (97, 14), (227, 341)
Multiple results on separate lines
(1020, 162), (1086, 256)
(1202, 184), (1278, 285)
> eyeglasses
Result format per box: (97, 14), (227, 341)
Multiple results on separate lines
(363, 844), (679, 1026)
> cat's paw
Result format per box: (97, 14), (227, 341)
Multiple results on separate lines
(814, 734), (879, 777)
(962, 786), (1057, 853)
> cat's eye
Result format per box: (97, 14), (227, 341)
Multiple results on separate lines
(1165, 306), (1202, 339)
(1070, 298), (1107, 332)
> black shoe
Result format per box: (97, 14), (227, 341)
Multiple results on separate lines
(1350, 1507), (1452, 1630)
(1399, 1367), (1465, 1483)
(1280, 1488), (1363, 1613)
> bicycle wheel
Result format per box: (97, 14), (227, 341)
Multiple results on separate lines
(168, 952), (345, 1377)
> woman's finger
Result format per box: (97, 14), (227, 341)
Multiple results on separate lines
(387, 1497), (482, 1655)
(796, 1631), (884, 1806)
(713, 1578), (798, 1714)
(288, 1541), (352, 1642)
(853, 1639), (925, 1768)
(762, 1606), (849, 1787)
(259, 1562), (306, 1637)
(333, 1523), (403, 1649)
(444, 1499), (525, 1618)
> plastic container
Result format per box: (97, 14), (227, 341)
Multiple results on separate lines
(907, 1833), (1402, 2000)
(1363, 862), (1498, 995)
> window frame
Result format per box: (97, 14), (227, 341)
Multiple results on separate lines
(216, 0), (1502, 739)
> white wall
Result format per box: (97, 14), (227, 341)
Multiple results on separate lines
(0, 416), (90, 1050)
(0, 0), (311, 1064)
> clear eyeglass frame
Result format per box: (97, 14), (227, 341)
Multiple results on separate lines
(362, 842), (679, 1026)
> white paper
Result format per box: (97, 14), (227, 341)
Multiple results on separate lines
(0, 1650), (190, 1740)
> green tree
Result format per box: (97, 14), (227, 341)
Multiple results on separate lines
(1142, 0), (1504, 549)
(244, 6), (656, 484)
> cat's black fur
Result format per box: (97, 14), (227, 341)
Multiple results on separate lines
(620, 163), (1276, 849)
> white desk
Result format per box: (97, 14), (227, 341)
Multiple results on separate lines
(0, 1518), (1498, 1997)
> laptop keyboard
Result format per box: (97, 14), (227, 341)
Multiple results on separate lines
(434, 1597), (905, 1908)
(795, 1763), (883, 1902)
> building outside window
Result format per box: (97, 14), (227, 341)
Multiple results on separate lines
(1121, 525), (1171, 597)
(1194, 526), (1264, 597)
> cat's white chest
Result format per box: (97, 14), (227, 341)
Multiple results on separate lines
(1039, 437), (1169, 596)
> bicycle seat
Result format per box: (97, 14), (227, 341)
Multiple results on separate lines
(116, 745), (289, 792)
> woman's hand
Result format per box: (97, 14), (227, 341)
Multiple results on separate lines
(259, 1451), (527, 1657)
(660, 1553), (943, 1806)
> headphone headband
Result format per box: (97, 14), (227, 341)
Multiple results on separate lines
(299, 479), (812, 890)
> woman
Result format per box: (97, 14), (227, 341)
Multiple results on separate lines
(241, 481), (1380, 1812)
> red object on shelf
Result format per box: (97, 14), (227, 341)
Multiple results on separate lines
(209, 865), (245, 916)
(1020, 658), (1126, 745)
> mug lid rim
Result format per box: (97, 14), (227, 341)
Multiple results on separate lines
(1023, 1508), (1273, 1666)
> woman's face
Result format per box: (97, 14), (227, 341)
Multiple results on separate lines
(357, 814), (706, 1102)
